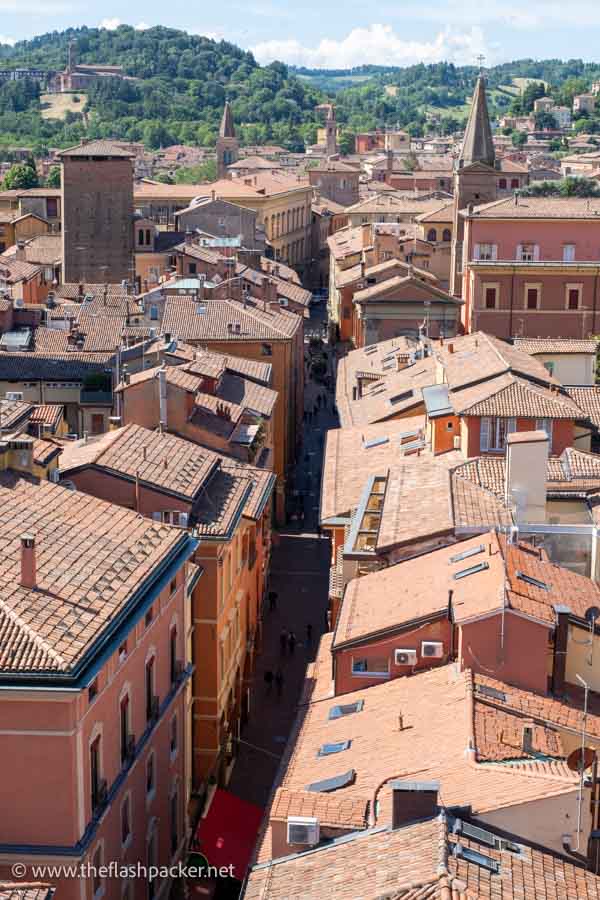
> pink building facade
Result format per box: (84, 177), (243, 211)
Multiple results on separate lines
(461, 204), (600, 338)
(0, 480), (198, 900)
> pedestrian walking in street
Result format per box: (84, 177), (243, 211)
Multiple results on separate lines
(264, 670), (273, 694)
(288, 631), (297, 654)
(269, 590), (278, 611)
(275, 668), (284, 697)
(280, 628), (288, 654)
(306, 622), (313, 645)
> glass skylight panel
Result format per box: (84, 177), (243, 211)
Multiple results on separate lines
(475, 684), (506, 703)
(328, 701), (364, 720)
(515, 570), (550, 591)
(317, 740), (351, 756)
(306, 770), (356, 792)
(449, 544), (485, 564)
(453, 561), (490, 580)
(453, 843), (500, 874)
(363, 436), (389, 449)
(389, 390), (413, 405)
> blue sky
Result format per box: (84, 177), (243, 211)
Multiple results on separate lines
(2, 0), (600, 68)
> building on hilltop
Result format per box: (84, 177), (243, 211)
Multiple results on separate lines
(53, 40), (133, 93)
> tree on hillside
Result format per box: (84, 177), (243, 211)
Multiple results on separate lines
(338, 130), (355, 155)
(511, 81), (546, 115)
(3, 162), (38, 190)
(45, 166), (61, 188)
(511, 130), (527, 148)
(535, 110), (558, 131)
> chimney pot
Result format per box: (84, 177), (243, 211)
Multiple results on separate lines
(20, 533), (36, 590)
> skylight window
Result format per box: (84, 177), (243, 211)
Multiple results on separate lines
(452, 819), (519, 853)
(475, 684), (506, 703)
(328, 701), (364, 720)
(364, 345), (378, 355)
(453, 561), (490, 580)
(449, 544), (485, 565)
(363, 436), (389, 449)
(318, 741), (351, 757)
(516, 570), (550, 591)
(389, 390), (413, 405)
(306, 770), (356, 793)
(453, 843), (500, 874)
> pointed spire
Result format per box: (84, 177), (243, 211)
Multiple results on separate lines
(219, 101), (235, 139)
(460, 75), (495, 168)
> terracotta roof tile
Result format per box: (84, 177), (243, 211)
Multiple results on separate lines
(0, 477), (186, 674)
(162, 295), (301, 342)
(58, 423), (219, 500)
(514, 337), (600, 355)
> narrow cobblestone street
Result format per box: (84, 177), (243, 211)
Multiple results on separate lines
(227, 305), (338, 810)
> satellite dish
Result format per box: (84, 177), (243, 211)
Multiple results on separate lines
(586, 607), (600, 625)
(567, 746), (596, 773)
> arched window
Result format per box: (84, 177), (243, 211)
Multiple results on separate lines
(138, 230), (145, 246)
(442, 228), (451, 242)
(498, 178), (507, 189)
(145, 229), (151, 246)
(427, 228), (437, 242)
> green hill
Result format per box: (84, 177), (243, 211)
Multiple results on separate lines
(4, 29), (600, 152)
(0, 25), (323, 151)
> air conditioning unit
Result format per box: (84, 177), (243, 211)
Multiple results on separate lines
(421, 641), (444, 659)
(395, 648), (417, 666)
(287, 816), (320, 846)
(5, 391), (23, 401)
(453, 435), (461, 450)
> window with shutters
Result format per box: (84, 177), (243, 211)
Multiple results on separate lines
(565, 284), (582, 310)
(563, 244), (576, 262)
(480, 417), (516, 452)
(535, 418), (553, 445)
(524, 284), (541, 310)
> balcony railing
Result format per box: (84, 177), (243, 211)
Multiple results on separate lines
(80, 390), (113, 405)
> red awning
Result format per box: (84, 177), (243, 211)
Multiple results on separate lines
(194, 789), (264, 881)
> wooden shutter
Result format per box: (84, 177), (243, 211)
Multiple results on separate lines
(480, 417), (491, 452)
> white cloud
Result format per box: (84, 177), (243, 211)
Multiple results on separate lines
(100, 17), (121, 30)
(0, 34), (16, 45)
(252, 23), (492, 69)
(135, 21), (151, 30)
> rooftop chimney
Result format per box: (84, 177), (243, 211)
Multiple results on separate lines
(390, 780), (439, 829)
(15, 240), (26, 261)
(20, 534), (36, 590)
(185, 230), (193, 247)
(158, 366), (167, 430)
(551, 604), (571, 695)
(505, 430), (548, 523)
